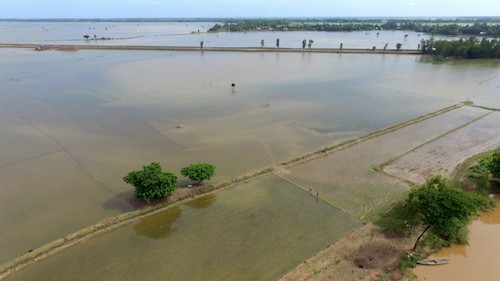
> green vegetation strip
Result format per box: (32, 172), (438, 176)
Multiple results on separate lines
(0, 167), (274, 280)
(280, 103), (463, 168)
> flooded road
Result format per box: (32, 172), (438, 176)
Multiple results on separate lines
(415, 199), (500, 281)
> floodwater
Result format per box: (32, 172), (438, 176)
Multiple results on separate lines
(8, 175), (361, 281)
(0, 21), (459, 49)
(415, 199), (500, 281)
(1, 45), (499, 264)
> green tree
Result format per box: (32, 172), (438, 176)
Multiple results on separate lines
(396, 43), (402, 51)
(123, 162), (178, 201)
(408, 175), (491, 250)
(181, 163), (216, 184)
(302, 39), (307, 49)
(488, 150), (500, 178)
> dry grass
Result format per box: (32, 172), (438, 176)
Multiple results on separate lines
(279, 224), (413, 281)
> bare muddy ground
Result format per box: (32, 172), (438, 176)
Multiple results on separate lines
(383, 111), (500, 184)
(279, 224), (413, 281)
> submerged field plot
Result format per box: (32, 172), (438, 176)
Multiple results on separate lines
(280, 106), (491, 219)
(383, 111), (500, 184)
(8, 175), (360, 281)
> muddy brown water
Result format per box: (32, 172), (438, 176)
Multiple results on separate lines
(415, 199), (500, 281)
(0, 46), (499, 267)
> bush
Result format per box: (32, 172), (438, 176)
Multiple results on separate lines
(181, 163), (216, 184)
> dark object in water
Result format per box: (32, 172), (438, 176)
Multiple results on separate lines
(417, 258), (449, 265)
(231, 83), (236, 87)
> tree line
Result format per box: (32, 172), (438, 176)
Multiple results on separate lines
(420, 37), (500, 59)
(208, 19), (500, 37)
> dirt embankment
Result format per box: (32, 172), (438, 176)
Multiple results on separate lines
(0, 43), (421, 55)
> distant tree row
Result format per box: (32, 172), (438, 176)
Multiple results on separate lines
(209, 21), (382, 33)
(420, 37), (500, 59)
(385, 22), (500, 37)
(123, 162), (216, 201)
(208, 19), (500, 37)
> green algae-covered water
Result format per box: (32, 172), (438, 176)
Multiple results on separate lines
(9, 175), (361, 281)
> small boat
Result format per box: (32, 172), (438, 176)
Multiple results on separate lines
(417, 258), (449, 265)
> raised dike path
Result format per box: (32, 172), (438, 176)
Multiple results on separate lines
(0, 43), (421, 55)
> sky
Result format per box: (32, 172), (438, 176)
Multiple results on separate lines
(0, 0), (499, 19)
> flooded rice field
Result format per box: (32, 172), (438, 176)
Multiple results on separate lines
(0, 21), (459, 49)
(281, 106), (496, 219)
(0, 36), (499, 277)
(384, 111), (500, 184)
(415, 199), (500, 281)
(7, 175), (361, 281)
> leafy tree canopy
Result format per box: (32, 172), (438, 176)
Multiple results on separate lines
(488, 150), (500, 178)
(180, 163), (216, 184)
(123, 162), (178, 201)
(408, 175), (492, 249)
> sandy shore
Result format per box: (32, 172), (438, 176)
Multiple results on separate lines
(0, 43), (421, 55)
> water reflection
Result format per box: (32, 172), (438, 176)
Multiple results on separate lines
(133, 207), (182, 239)
(184, 193), (217, 209)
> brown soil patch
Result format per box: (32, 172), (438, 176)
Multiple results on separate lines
(279, 224), (413, 281)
